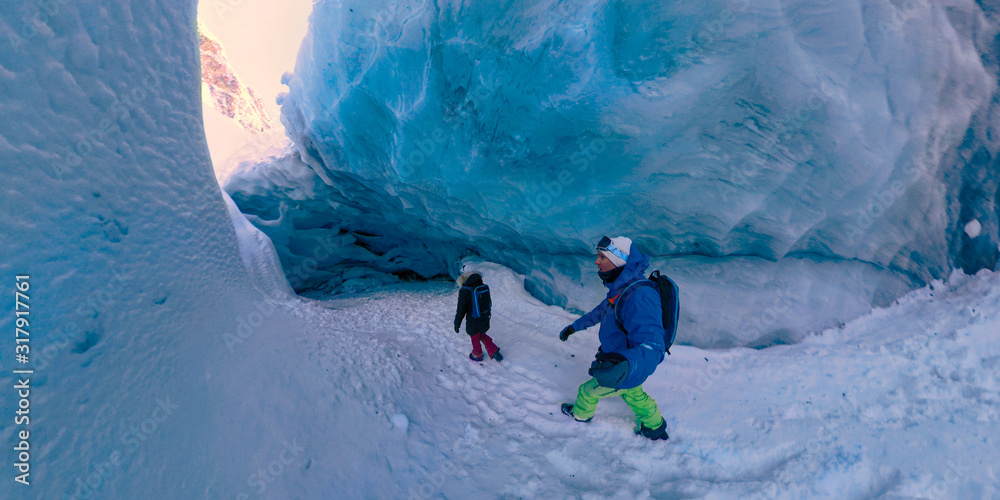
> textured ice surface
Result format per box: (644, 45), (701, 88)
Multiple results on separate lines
(0, 1), (404, 497)
(228, 0), (1000, 344)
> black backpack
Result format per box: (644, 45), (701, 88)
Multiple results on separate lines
(612, 270), (680, 354)
(466, 284), (492, 319)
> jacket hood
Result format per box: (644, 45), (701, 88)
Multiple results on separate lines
(604, 243), (650, 296)
(460, 272), (483, 287)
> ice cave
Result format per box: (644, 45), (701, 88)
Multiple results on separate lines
(1, 0), (999, 498)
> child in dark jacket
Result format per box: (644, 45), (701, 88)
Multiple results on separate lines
(454, 272), (503, 362)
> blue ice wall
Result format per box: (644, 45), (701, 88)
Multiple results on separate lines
(226, 0), (1000, 343)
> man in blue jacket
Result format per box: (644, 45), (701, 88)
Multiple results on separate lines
(558, 236), (669, 440)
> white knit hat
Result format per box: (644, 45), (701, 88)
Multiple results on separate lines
(597, 236), (632, 267)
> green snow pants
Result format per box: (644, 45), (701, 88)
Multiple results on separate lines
(572, 378), (664, 429)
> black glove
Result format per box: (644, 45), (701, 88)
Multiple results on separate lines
(588, 352), (629, 388)
(454, 325), (460, 334)
(559, 326), (575, 342)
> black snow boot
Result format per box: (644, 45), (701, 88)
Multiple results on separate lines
(635, 420), (669, 441)
(491, 350), (503, 362)
(560, 403), (592, 423)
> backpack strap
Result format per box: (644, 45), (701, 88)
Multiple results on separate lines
(611, 278), (659, 350)
(612, 279), (655, 327)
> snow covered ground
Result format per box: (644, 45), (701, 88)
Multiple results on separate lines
(265, 260), (999, 499)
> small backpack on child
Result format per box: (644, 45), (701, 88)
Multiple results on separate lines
(466, 283), (492, 319)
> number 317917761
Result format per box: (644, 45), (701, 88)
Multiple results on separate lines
(16, 276), (29, 345)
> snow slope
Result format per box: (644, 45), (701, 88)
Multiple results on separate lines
(281, 261), (1000, 498)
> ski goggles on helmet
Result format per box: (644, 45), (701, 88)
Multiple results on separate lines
(595, 236), (628, 263)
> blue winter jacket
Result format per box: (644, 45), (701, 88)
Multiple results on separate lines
(570, 244), (665, 389)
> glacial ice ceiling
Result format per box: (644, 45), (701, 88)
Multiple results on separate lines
(224, 0), (1000, 344)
